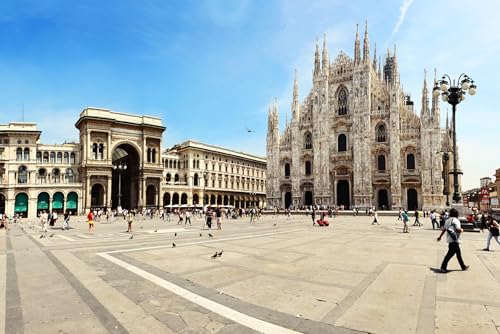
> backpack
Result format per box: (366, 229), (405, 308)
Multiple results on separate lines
(446, 219), (458, 241)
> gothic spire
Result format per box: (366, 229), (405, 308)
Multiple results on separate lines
(421, 69), (430, 121)
(322, 33), (329, 74)
(354, 24), (360, 65)
(378, 56), (382, 80)
(292, 69), (300, 120)
(363, 20), (370, 64)
(392, 44), (399, 84)
(314, 38), (321, 77)
(431, 68), (440, 126)
(372, 42), (377, 69)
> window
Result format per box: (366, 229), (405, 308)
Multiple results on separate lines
(64, 152), (69, 164)
(43, 152), (49, 163)
(66, 168), (74, 183)
(98, 144), (104, 160)
(166, 173), (171, 182)
(152, 148), (156, 163)
(194, 173), (199, 186)
(36, 152), (42, 163)
(70, 153), (75, 164)
(92, 144), (98, 160)
(338, 134), (347, 152)
(284, 163), (290, 178)
(23, 148), (30, 161)
(376, 123), (387, 142)
(377, 155), (386, 171)
(38, 168), (47, 184)
(52, 168), (60, 183)
(18, 166), (28, 184)
(406, 154), (415, 170)
(304, 132), (312, 150)
(305, 161), (312, 176)
(16, 148), (22, 161)
(338, 87), (348, 115)
(57, 152), (62, 164)
(174, 174), (179, 183)
(50, 152), (55, 163)
(147, 148), (151, 163)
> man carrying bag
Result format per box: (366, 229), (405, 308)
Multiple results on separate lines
(437, 208), (469, 273)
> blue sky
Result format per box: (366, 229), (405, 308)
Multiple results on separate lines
(0, 0), (498, 190)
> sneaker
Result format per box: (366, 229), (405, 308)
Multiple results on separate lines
(462, 265), (470, 271)
(483, 248), (490, 251)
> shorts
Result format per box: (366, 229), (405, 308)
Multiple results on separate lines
(88, 220), (94, 225)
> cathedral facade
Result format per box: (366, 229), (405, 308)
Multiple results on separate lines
(266, 23), (457, 211)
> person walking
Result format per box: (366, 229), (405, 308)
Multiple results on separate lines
(63, 210), (70, 230)
(437, 208), (469, 273)
(483, 215), (500, 251)
(402, 210), (409, 233)
(413, 210), (421, 226)
(311, 209), (316, 226)
(87, 210), (95, 234)
(430, 210), (438, 230)
(216, 207), (222, 230)
(126, 211), (133, 233)
(371, 209), (380, 225)
(398, 208), (402, 221)
(41, 210), (49, 234)
(184, 210), (192, 226)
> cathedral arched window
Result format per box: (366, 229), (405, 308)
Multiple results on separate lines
(284, 163), (290, 178)
(304, 132), (312, 150)
(338, 87), (348, 115)
(376, 123), (387, 142)
(338, 134), (347, 152)
(305, 161), (312, 176)
(377, 155), (386, 171)
(406, 153), (415, 170)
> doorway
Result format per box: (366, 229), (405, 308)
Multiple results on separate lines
(378, 189), (389, 210)
(284, 192), (292, 209)
(407, 188), (418, 210)
(111, 144), (140, 209)
(304, 191), (313, 206)
(337, 180), (350, 208)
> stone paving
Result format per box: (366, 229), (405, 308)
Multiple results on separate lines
(1, 213), (500, 333)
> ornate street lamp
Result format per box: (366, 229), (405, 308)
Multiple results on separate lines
(437, 151), (451, 207)
(113, 162), (127, 210)
(433, 74), (477, 203)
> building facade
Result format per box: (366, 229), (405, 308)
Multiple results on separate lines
(161, 141), (266, 209)
(0, 108), (266, 218)
(266, 24), (457, 210)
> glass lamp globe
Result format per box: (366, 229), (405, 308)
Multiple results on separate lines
(440, 82), (448, 92)
(461, 81), (470, 90)
(469, 86), (476, 96)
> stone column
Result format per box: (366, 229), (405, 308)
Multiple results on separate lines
(106, 175), (112, 209)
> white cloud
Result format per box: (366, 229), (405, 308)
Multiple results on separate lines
(391, 0), (414, 36)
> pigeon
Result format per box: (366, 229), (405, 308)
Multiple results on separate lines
(211, 252), (218, 259)
(129, 235), (134, 239)
(154, 229), (158, 232)
(40, 234), (44, 239)
(208, 233), (213, 238)
(172, 242), (176, 247)
(49, 233), (54, 237)
(246, 128), (255, 133)
(199, 233), (202, 237)
(174, 232), (177, 237)
(273, 223), (277, 226)
(217, 250), (223, 257)
(140, 226), (143, 229)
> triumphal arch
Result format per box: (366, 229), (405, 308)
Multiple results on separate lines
(75, 108), (165, 212)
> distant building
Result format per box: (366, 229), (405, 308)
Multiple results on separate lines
(0, 108), (266, 218)
(266, 23), (457, 210)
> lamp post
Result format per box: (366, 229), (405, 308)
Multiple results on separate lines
(203, 170), (209, 207)
(433, 74), (477, 203)
(113, 162), (127, 210)
(438, 151), (451, 207)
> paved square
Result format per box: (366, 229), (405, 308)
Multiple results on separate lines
(2, 213), (500, 333)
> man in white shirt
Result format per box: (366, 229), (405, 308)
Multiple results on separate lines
(437, 208), (469, 273)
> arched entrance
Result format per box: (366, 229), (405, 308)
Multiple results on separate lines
(378, 189), (389, 210)
(223, 195), (228, 206)
(15, 193), (28, 217)
(163, 193), (171, 206)
(284, 192), (292, 209)
(337, 180), (350, 209)
(217, 195), (222, 205)
(0, 193), (6, 214)
(111, 143), (140, 209)
(37, 192), (50, 214)
(146, 185), (156, 207)
(91, 184), (105, 207)
(304, 191), (313, 206)
(52, 192), (64, 213)
(67, 192), (78, 215)
(172, 193), (179, 205)
(407, 188), (418, 210)
(181, 193), (188, 205)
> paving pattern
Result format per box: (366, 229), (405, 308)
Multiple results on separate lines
(1, 213), (499, 334)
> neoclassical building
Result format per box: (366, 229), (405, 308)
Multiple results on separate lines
(161, 141), (266, 209)
(0, 108), (266, 218)
(266, 24), (457, 210)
